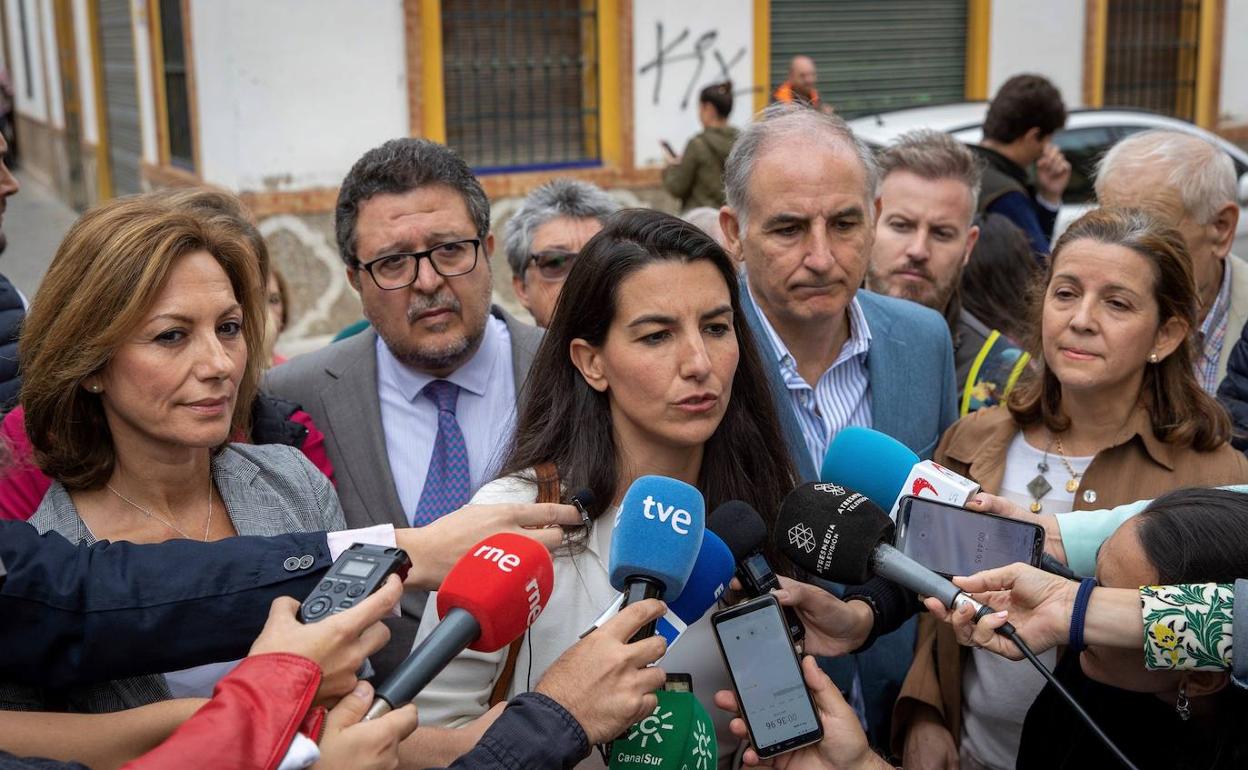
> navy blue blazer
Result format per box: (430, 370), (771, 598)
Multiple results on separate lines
(0, 522), (330, 688)
(741, 286), (958, 748)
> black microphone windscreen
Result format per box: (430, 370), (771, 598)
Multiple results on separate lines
(775, 482), (895, 584)
(707, 500), (768, 559)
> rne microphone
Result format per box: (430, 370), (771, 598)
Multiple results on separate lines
(365, 532), (554, 720)
(658, 530), (735, 648)
(708, 501), (805, 644)
(609, 475), (705, 641)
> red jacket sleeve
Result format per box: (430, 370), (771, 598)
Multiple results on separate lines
(0, 405), (52, 521)
(290, 409), (335, 487)
(123, 654), (322, 770)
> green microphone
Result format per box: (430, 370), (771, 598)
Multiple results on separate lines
(609, 687), (718, 770)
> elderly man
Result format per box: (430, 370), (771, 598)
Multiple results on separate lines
(266, 139), (544, 682)
(719, 103), (957, 747)
(866, 130), (1029, 413)
(502, 178), (619, 328)
(1096, 129), (1246, 394)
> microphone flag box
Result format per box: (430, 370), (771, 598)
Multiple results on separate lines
(610, 689), (717, 770)
(893, 461), (980, 519)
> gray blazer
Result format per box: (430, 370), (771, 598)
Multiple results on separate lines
(263, 305), (543, 677)
(0, 443), (345, 713)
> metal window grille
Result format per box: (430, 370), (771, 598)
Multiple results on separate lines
(158, 0), (193, 170)
(441, 0), (600, 173)
(1104, 0), (1201, 121)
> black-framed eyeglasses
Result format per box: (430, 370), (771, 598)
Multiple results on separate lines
(356, 239), (482, 290)
(526, 249), (579, 282)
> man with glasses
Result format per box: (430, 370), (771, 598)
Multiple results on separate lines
(265, 138), (544, 681)
(501, 179), (620, 328)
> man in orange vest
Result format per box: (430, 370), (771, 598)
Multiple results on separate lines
(773, 55), (830, 112)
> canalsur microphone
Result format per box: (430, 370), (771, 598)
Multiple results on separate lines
(658, 530), (735, 648)
(608, 688), (717, 770)
(609, 476), (705, 640)
(708, 501), (805, 644)
(775, 482), (1139, 770)
(365, 533), (554, 720)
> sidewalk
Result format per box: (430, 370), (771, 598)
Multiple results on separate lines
(1, 171), (79, 300)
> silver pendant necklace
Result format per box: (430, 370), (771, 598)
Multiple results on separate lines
(106, 470), (213, 541)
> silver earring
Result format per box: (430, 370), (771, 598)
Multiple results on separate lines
(1175, 684), (1191, 721)
(89, 384), (102, 393)
(1148, 352), (1159, 364)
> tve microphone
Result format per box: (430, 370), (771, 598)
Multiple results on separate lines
(609, 476), (705, 640)
(609, 689), (717, 770)
(658, 530), (735, 648)
(708, 501), (805, 644)
(365, 533), (554, 719)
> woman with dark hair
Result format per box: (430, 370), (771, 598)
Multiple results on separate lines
(662, 82), (738, 211)
(412, 209), (796, 768)
(960, 212), (1042, 345)
(894, 207), (1248, 770)
(1015, 487), (1248, 768)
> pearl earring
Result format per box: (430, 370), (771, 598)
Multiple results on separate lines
(1148, 352), (1159, 364)
(89, 384), (102, 393)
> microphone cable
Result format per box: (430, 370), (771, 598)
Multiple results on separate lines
(992, 620), (1140, 770)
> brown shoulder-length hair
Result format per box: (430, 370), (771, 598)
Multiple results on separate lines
(20, 192), (266, 490)
(1008, 207), (1229, 451)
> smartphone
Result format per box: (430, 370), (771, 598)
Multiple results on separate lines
(894, 495), (1044, 577)
(660, 139), (677, 157)
(711, 595), (823, 758)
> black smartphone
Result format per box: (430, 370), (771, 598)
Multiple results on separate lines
(894, 495), (1044, 577)
(299, 543), (410, 623)
(711, 594), (823, 759)
(660, 139), (677, 157)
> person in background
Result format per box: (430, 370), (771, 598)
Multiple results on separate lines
(265, 266), (291, 366)
(960, 213), (1042, 347)
(865, 129), (1029, 415)
(720, 101), (957, 748)
(1091, 130), (1247, 396)
(971, 74), (1070, 256)
(893, 207), (1248, 770)
(0, 133), (24, 412)
(502, 178), (620, 328)
(772, 55), (828, 112)
(682, 207), (727, 248)
(662, 81), (738, 211)
(0, 193), (346, 718)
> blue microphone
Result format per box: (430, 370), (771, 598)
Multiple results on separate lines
(610, 475), (705, 641)
(658, 530), (734, 647)
(820, 427), (918, 507)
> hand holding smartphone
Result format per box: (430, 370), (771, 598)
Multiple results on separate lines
(894, 495), (1044, 578)
(711, 594), (823, 758)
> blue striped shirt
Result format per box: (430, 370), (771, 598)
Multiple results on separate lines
(750, 288), (875, 469)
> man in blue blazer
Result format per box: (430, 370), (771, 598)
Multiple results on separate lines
(721, 102), (958, 749)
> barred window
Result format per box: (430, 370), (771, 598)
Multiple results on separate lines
(442, 0), (601, 172)
(158, 0), (193, 169)
(1104, 0), (1201, 121)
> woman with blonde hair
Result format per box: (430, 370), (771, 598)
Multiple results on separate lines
(0, 191), (348, 716)
(893, 207), (1248, 770)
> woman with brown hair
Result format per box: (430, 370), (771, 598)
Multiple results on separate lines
(0, 192), (347, 715)
(893, 207), (1248, 770)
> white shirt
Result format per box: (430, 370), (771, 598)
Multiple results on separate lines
(959, 432), (1093, 770)
(413, 475), (738, 769)
(376, 315), (517, 524)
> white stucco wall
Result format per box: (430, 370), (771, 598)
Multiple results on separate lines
(71, 0), (96, 144)
(1221, 0), (1248, 124)
(37, 0), (61, 127)
(132, 0), (158, 164)
(189, 0), (407, 192)
(631, 0), (754, 168)
(988, 0), (1085, 107)
(7, 0), (48, 122)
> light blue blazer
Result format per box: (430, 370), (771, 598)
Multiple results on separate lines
(741, 285), (957, 748)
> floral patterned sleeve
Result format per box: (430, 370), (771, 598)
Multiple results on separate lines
(1141, 583), (1234, 671)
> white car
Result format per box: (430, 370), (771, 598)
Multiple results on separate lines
(847, 103), (1248, 254)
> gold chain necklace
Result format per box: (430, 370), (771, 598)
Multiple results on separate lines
(106, 472), (213, 541)
(1052, 435), (1084, 494)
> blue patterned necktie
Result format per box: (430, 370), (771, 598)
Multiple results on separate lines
(412, 379), (471, 526)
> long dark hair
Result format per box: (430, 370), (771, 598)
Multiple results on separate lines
(501, 208), (796, 560)
(1007, 207), (1230, 451)
(960, 213), (1041, 343)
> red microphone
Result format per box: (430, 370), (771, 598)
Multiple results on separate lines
(366, 533), (554, 718)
